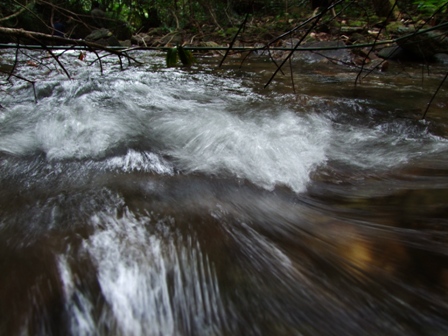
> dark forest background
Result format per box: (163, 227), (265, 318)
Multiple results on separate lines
(1, 0), (446, 43)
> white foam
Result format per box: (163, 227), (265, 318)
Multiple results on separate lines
(75, 210), (227, 335)
(0, 70), (331, 192)
(5, 64), (446, 193)
(149, 109), (330, 192)
(104, 149), (174, 174)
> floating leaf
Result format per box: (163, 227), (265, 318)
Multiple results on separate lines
(166, 47), (178, 67)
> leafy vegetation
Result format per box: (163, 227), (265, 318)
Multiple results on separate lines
(413, 0), (447, 13)
(1, 0), (447, 38)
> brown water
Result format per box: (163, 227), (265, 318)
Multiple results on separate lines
(0, 50), (448, 335)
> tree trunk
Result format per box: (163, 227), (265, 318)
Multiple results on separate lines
(372, 0), (398, 19)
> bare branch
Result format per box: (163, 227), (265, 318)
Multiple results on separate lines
(421, 71), (448, 120)
(0, 2), (33, 23)
(0, 27), (141, 64)
(0, 68), (37, 103)
(219, 13), (249, 67)
(354, 0), (398, 86)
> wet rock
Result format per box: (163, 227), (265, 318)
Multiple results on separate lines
(85, 28), (111, 41)
(119, 40), (132, 48)
(377, 45), (403, 60)
(386, 22), (412, 35)
(85, 28), (122, 46)
(434, 53), (448, 64)
(160, 32), (183, 45)
(397, 30), (448, 60)
(131, 33), (152, 46)
(291, 41), (351, 64)
(367, 58), (389, 72)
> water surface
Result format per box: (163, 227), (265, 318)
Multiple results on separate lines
(1, 49), (448, 335)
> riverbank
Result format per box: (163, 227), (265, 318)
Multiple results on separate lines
(126, 14), (448, 68)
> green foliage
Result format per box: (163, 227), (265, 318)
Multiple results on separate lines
(3, 0), (448, 40)
(177, 46), (196, 67)
(412, 0), (448, 14)
(166, 47), (178, 67)
(166, 46), (196, 67)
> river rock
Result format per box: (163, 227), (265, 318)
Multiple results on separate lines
(291, 41), (351, 64)
(132, 33), (152, 46)
(85, 28), (122, 46)
(434, 53), (448, 64)
(377, 45), (404, 60)
(397, 30), (448, 60)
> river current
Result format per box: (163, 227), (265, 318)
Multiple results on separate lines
(1, 49), (448, 335)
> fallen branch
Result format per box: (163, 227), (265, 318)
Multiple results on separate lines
(1, 19), (447, 54)
(0, 27), (142, 77)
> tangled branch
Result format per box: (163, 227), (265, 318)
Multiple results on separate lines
(0, 27), (141, 79)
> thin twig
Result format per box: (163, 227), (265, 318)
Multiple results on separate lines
(219, 13), (249, 67)
(264, 8), (327, 89)
(7, 43), (20, 82)
(89, 48), (104, 74)
(265, 0), (346, 48)
(0, 2), (32, 22)
(288, 52), (296, 94)
(1, 19), (447, 54)
(47, 48), (71, 79)
(1, 69), (37, 102)
(421, 71), (448, 120)
(354, 0), (398, 86)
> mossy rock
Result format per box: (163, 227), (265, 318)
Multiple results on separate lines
(85, 28), (122, 46)
(398, 30), (448, 60)
(348, 20), (367, 27)
(386, 22), (412, 34)
(377, 45), (403, 59)
(85, 28), (113, 41)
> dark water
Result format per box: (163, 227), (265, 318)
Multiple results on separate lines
(1, 49), (448, 335)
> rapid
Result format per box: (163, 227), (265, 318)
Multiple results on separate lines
(1, 49), (448, 335)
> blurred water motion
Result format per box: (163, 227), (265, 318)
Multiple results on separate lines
(1, 50), (448, 335)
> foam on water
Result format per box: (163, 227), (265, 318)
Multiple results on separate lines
(2, 60), (448, 193)
(0, 68), (332, 193)
(104, 149), (174, 174)
(56, 209), (228, 336)
(327, 112), (448, 170)
(3, 51), (448, 336)
(148, 108), (330, 192)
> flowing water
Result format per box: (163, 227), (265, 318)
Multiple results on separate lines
(1, 49), (448, 335)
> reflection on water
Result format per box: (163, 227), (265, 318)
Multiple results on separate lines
(1, 50), (448, 335)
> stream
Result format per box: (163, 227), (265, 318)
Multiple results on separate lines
(1, 49), (448, 335)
